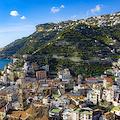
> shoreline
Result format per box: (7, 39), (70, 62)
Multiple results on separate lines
(0, 59), (13, 70)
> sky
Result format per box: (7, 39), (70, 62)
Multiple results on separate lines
(0, 0), (120, 48)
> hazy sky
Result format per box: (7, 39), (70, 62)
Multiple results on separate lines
(0, 0), (120, 48)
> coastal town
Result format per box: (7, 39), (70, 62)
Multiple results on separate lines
(0, 0), (120, 120)
(0, 54), (119, 120)
(0, 8), (120, 120)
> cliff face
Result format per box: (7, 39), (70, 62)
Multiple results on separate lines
(35, 23), (56, 32)
(36, 26), (44, 32)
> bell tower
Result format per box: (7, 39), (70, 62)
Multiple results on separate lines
(18, 89), (27, 111)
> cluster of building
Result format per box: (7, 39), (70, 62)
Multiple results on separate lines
(0, 56), (119, 120)
(83, 11), (120, 27)
(36, 11), (120, 34)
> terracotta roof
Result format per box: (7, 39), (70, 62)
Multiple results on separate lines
(7, 110), (27, 118)
(29, 95), (35, 98)
(82, 84), (88, 88)
(0, 106), (5, 112)
(32, 101), (41, 104)
(76, 95), (84, 99)
(93, 109), (103, 116)
(44, 88), (49, 90)
(35, 118), (41, 120)
(41, 115), (49, 120)
(110, 89), (114, 91)
(71, 96), (76, 100)
(52, 79), (60, 82)
(26, 107), (37, 115)
(32, 101), (49, 106)
(65, 92), (72, 94)
(0, 93), (7, 96)
(102, 112), (115, 119)
(69, 104), (76, 109)
(35, 115), (49, 120)
(35, 80), (38, 83)
(86, 78), (96, 80)
(94, 109), (103, 112)
(105, 78), (113, 83)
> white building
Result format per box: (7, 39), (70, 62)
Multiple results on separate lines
(43, 96), (50, 104)
(115, 72), (120, 77)
(1, 74), (7, 83)
(41, 65), (49, 72)
(62, 109), (72, 120)
(102, 89), (114, 102)
(111, 106), (120, 116)
(87, 90), (99, 105)
(13, 58), (19, 63)
(23, 62), (34, 72)
(58, 68), (72, 82)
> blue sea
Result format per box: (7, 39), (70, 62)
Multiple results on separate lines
(0, 59), (12, 70)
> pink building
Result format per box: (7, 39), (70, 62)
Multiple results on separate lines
(86, 78), (98, 84)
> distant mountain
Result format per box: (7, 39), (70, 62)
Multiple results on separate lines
(0, 11), (120, 60)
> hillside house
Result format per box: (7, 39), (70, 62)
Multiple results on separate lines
(86, 78), (98, 84)
(36, 70), (47, 80)
(102, 89), (114, 102)
(58, 68), (72, 82)
(103, 78), (114, 89)
(79, 107), (93, 120)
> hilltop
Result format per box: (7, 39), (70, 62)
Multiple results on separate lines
(0, 20), (78, 58)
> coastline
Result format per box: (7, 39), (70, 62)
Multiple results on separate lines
(0, 59), (13, 70)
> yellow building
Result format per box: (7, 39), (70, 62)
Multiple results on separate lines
(32, 63), (39, 70)
(101, 112), (115, 120)
(36, 70), (47, 80)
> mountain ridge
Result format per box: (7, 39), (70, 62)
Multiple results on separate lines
(0, 11), (120, 59)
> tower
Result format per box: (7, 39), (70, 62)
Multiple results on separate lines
(18, 89), (27, 111)
(78, 74), (83, 84)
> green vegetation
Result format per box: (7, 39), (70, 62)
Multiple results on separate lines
(27, 56), (111, 78)
(1, 15), (120, 77)
(53, 94), (61, 98)
(111, 106), (120, 111)
(81, 111), (93, 115)
(75, 108), (81, 111)
(1, 21), (120, 60)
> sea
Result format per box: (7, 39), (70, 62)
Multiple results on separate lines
(0, 59), (12, 70)
(0, 59), (12, 89)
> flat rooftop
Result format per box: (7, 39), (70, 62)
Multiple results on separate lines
(80, 110), (93, 115)
(51, 108), (62, 113)
(53, 94), (61, 98)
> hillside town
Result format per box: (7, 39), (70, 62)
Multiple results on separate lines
(0, 54), (119, 120)
(36, 11), (120, 33)
(0, 0), (120, 119)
